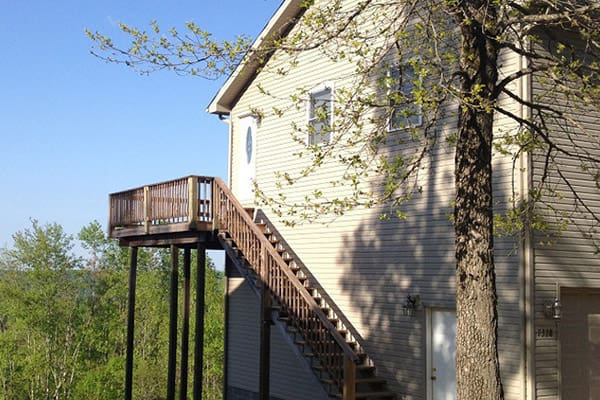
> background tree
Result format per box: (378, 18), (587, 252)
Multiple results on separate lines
(0, 221), (85, 400)
(0, 221), (225, 399)
(87, 1), (600, 398)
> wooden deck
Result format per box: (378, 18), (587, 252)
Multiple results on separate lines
(108, 175), (220, 247)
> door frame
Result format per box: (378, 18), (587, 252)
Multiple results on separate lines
(426, 307), (456, 400)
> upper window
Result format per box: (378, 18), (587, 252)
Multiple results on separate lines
(388, 63), (422, 130)
(307, 83), (333, 145)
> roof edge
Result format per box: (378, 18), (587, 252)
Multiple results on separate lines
(207, 0), (305, 115)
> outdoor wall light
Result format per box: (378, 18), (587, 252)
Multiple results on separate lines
(544, 297), (562, 320)
(402, 294), (421, 317)
(544, 283), (562, 320)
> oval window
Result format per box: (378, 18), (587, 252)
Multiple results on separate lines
(246, 126), (253, 164)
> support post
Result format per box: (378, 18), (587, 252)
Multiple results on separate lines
(180, 248), (191, 400)
(143, 186), (150, 234)
(259, 287), (272, 400)
(124, 247), (138, 400)
(167, 245), (179, 400)
(188, 177), (198, 226)
(193, 244), (206, 400)
(343, 356), (356, 400)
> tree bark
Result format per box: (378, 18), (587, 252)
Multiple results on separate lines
(453, 2), (504, 399)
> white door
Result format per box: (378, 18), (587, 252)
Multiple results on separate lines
(237, 116), (256, 203)
(428, 309), (456, 400)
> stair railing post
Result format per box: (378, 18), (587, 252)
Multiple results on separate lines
(260, 246), (267, 286)
(187, 177), (198, 227)
(343, 356), (356, 400)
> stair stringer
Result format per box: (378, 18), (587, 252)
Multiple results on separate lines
(218, 233), (338, 399)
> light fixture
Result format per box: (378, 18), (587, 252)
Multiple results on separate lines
(544, 283), (562, 320)
(402, 294), (420, 317)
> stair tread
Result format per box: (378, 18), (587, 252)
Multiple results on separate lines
(356, 392), (396, 399)
(357, 364), (375, 371)
(356, 377), (387, 384)
(333, 392), (395, 399)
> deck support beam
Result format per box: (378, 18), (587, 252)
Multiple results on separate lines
(124, 247), (138, 400)
(193, 244), (206, 400)
(259, 287), (272, 400)
(167, 245), (179, 400)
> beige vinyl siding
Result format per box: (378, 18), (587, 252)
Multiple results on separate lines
(227, 1), (524, 399)
(227, 276), (259, 393)
(227, 275), (329, 400)
(530, 32), (600, 400)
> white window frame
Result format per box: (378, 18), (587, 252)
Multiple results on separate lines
(387, 62), (422, 131)
(306, 82), (334, 145)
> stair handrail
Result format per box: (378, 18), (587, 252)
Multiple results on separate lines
(212, 177), (360, 367)
(255, 210), (369, 358)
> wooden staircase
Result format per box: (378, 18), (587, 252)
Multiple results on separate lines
(107, 176), (396, 399)
(212, 179), (396, 400)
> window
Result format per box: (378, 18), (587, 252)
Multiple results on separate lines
(245, 126), (253, 164)
(307, 83), (333, 145)
(388, 63), (422, 130)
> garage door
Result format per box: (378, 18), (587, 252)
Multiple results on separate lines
(561, 288), (600, 400)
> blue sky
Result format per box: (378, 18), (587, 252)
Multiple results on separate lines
(0, 0), (282, 259)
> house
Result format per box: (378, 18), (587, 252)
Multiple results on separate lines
(205, 1), (600, 399)
(109, 1), (599, 399)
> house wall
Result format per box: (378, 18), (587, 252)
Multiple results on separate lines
(226, 266), (329, 400)
(226, 1), (525, 398)
(530, 32), (600, 400)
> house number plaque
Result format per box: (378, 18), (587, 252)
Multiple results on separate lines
(536, 327), (555, 338)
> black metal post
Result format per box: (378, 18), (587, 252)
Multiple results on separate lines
(167, 245), (179, 400)
(124, 247), (138, 400)
(180, 248), (191, 400)
(193, 244), (206, 400)
(259, 287), (272, 400)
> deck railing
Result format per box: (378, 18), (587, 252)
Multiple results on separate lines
(109, 176), (213, 234)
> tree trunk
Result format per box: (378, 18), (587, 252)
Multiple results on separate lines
(453, 2), (504, 399)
